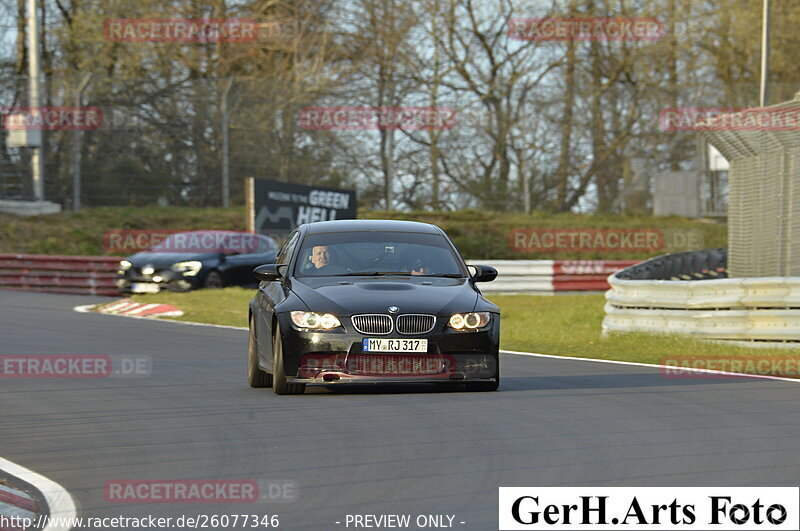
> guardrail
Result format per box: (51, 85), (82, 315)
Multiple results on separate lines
(0, 253), (121, 296)
(602, 248), (800, 341)
(467, 260), (640, 293)
(0, 255), (637, 297)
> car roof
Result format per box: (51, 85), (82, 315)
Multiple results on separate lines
(301, 219), (443, 235)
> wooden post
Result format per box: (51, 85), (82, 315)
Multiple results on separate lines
(246, 177), (255, 233)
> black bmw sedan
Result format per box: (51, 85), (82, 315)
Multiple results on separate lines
(117, 230), (279, 293)
(247, 220), (500, 395)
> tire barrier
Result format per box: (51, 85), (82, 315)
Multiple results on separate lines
(603, 248), (800, 341)
(0, 254), (121, 296)
(467, 260), (640, 293)
(613, 248), (727, 281)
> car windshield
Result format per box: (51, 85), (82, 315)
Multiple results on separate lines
(294, 231), (465, 278)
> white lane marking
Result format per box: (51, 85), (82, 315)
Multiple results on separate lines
(501, 349), (800, 384)
(0, 457), (77, 531)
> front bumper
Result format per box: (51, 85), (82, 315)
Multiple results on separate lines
(117, 269), (198, 293)
(277, 313), (500, 385)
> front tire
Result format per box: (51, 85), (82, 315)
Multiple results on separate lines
(272, 323), (305, 395)
(248, 317), (272, 388)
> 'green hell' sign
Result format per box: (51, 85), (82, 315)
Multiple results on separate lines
(250, 178), (357, 236)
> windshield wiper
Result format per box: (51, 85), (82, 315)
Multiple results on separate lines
(336, 271), (464, 278)
(338, 271), (414, 276)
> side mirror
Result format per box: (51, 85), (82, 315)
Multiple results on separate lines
(253, 263), (285, 282)
(468, 264), (498, 283)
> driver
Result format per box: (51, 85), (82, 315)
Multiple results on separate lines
(311, 245), (334, 270)
(308, 245), (346, 275)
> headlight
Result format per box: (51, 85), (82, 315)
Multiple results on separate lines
(171, 261), (202, 276)
(118, 260), (132, 271)
(290, 311), (341, 330)
(448, 312), (491, 330)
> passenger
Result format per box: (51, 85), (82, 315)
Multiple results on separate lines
(409, 256), (432, 276)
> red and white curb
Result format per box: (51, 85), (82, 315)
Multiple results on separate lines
(0, 483), (36, 531)
(93, 299), (184, 318)
(0, 457), (76, 531)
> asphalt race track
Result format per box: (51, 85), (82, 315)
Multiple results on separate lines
(3, 289), (800, 530)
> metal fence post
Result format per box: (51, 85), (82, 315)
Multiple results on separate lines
(27, 0), (44, 201)
(72, 73), (92, 210)
(221, 78), (233, 208)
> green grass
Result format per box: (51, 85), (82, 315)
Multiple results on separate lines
(128, 287), (253, 328)
(125, 289), (799, 374)
(0, 206), (248, 256)
(494, 294), (795, 364)
(1, 206), (726, 259)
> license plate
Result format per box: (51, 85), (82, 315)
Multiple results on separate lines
(362, 338), (428, 353)
(130, 283), (160, 294)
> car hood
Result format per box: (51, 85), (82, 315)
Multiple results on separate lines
(126, 252), (220, 268)
(289, 276), (478, 316)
